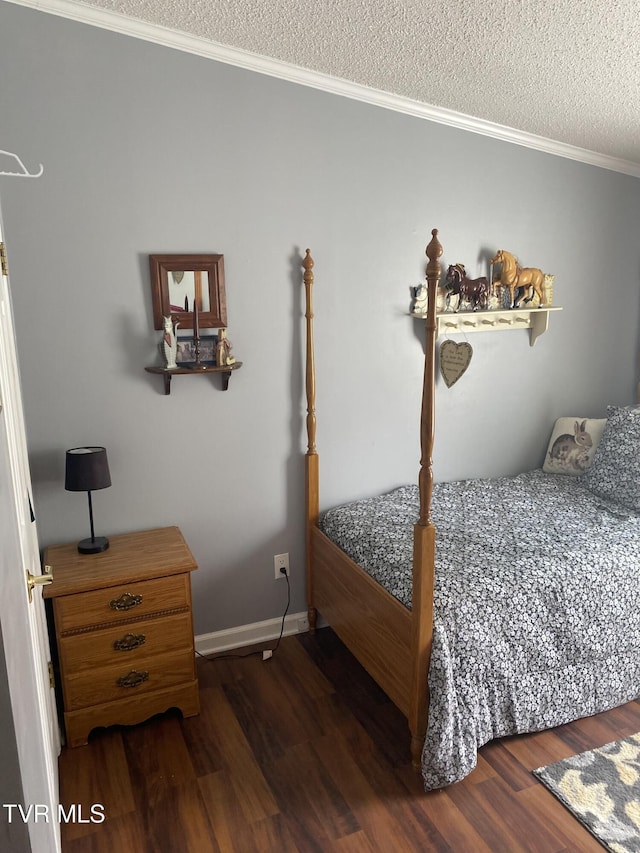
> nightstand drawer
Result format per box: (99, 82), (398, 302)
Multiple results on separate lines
(58, 611), (194, 672)
(54, 574), (191, 633)
(63, 648), (196, 711)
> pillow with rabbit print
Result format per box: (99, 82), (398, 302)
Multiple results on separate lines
(543, 417), (606, 475)
(580, 405), (640, 510)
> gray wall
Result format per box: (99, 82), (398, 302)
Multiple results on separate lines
(1, 3), (639, 637)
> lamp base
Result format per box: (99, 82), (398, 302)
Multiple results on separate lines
(77, 536), (109, 554)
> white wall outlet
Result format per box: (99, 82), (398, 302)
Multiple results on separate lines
(274, 552), (289, 579)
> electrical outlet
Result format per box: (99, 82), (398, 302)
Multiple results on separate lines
(274, 552), (289, 579)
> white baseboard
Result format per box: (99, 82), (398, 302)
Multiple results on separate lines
(195, 610), (312, 656)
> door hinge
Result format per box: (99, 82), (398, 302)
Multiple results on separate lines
(0, 243), (7, 277)
(48, 661), (55, 689)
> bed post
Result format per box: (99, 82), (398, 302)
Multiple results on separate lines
(303, 249), (319, 634)
(409, 228), (442, 769)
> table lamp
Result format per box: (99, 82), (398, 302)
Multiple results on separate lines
(65, 446), (112, 553)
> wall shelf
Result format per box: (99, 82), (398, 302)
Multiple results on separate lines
(412, 307), (562, 347)
(145, 362), (242, 394)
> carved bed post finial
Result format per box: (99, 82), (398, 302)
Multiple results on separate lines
(419, 229), (442, 526)
(303, 249), (318, 633)
(426, 228), (443, 273)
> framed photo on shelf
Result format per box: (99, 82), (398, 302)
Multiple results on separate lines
(175, 335), (218, 364)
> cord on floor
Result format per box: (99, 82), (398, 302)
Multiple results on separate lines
(196, 568), (291, 663)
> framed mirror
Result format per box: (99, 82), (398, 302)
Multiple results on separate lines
(149, 254), (227, 330)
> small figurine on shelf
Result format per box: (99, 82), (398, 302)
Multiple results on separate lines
(411, 284), (428, 316)
(215, 328), (236, 366)
(489, 249), (547, 309)
(445, 264), (489, 312)
(161, 315), (179, 369)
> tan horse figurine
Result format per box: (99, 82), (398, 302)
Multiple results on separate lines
(490, 249), (546, 309)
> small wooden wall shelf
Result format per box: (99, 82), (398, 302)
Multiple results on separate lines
(413, 307), (562, 347)
(145, 362), (242, 394)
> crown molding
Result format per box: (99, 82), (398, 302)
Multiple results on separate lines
(6, 0), (640, 178)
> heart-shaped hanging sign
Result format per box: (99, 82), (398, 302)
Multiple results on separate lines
(440, 340), (473, 388)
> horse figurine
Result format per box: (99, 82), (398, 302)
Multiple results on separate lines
(490, 249), (546, 309)
(445, 264), (489, 312)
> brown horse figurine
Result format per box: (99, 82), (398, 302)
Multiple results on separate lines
(445, 264), (489, 312)
(490, 249), (545, 308)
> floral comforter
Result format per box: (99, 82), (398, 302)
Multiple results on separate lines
(318, 470), (640, 789)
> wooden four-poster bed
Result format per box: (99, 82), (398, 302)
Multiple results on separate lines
(302, 230), (640, 790)
(302, 230), (441, 770)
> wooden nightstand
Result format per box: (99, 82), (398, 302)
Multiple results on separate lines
(43, 526), (200, 747)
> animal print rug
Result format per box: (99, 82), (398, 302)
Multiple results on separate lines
(534, 733), (640, 852)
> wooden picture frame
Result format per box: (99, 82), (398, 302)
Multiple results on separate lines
(149, 254), (227, 331)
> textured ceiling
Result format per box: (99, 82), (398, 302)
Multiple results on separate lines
(23, 0), (640, 169)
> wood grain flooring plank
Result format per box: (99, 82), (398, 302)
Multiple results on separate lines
(314, 725), (425, 849)
(142, 778), (220, 853)
(219, 659), (321, 756)
(192, 685), (279, 824)
(256, 738), (361, 849)
(219, 678), (287, 766)
(332, 829), (377, 851)
(248, 812), (312, 853)
(297, 630), (393, 708)
(411, 788), (494, 853)
(198, 770), (261, 853)
(560, 706), (640, 752)
(502, 728), (577, 773)
(315, 721), (454, 852)
(446, 774), (554, 853)
(516, 783), (604, 852)
(213, 641), (352, 773)
(58, 730), (135, 843)
(230, 651), (336, 746)
(61, 811), (148, 853)
(463, 751), (498, 786)
(179, 686), (227, 776)
(298, 633), (411, 769)
(480, 738), (538, 791)
(475, 775), (570, 852)
(121, 712), (196, 813)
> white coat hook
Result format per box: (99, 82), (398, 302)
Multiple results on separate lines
(0, 150), (44, 178)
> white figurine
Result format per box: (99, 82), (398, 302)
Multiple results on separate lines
(161, 316), (179, 369)
(412, 284), (428, 315)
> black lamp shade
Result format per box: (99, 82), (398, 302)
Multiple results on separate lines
(65, 447), (111, 554)
(65, 447), (111, 492)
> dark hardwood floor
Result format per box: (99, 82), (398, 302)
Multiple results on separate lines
(59, 627), (640, 851)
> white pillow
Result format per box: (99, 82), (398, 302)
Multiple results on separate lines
(542, 417), (607, 475)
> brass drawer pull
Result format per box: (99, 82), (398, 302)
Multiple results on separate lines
(109, 592), (142, 611)
(113, 632), (146, 652)
(116, 670), (149, 689)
